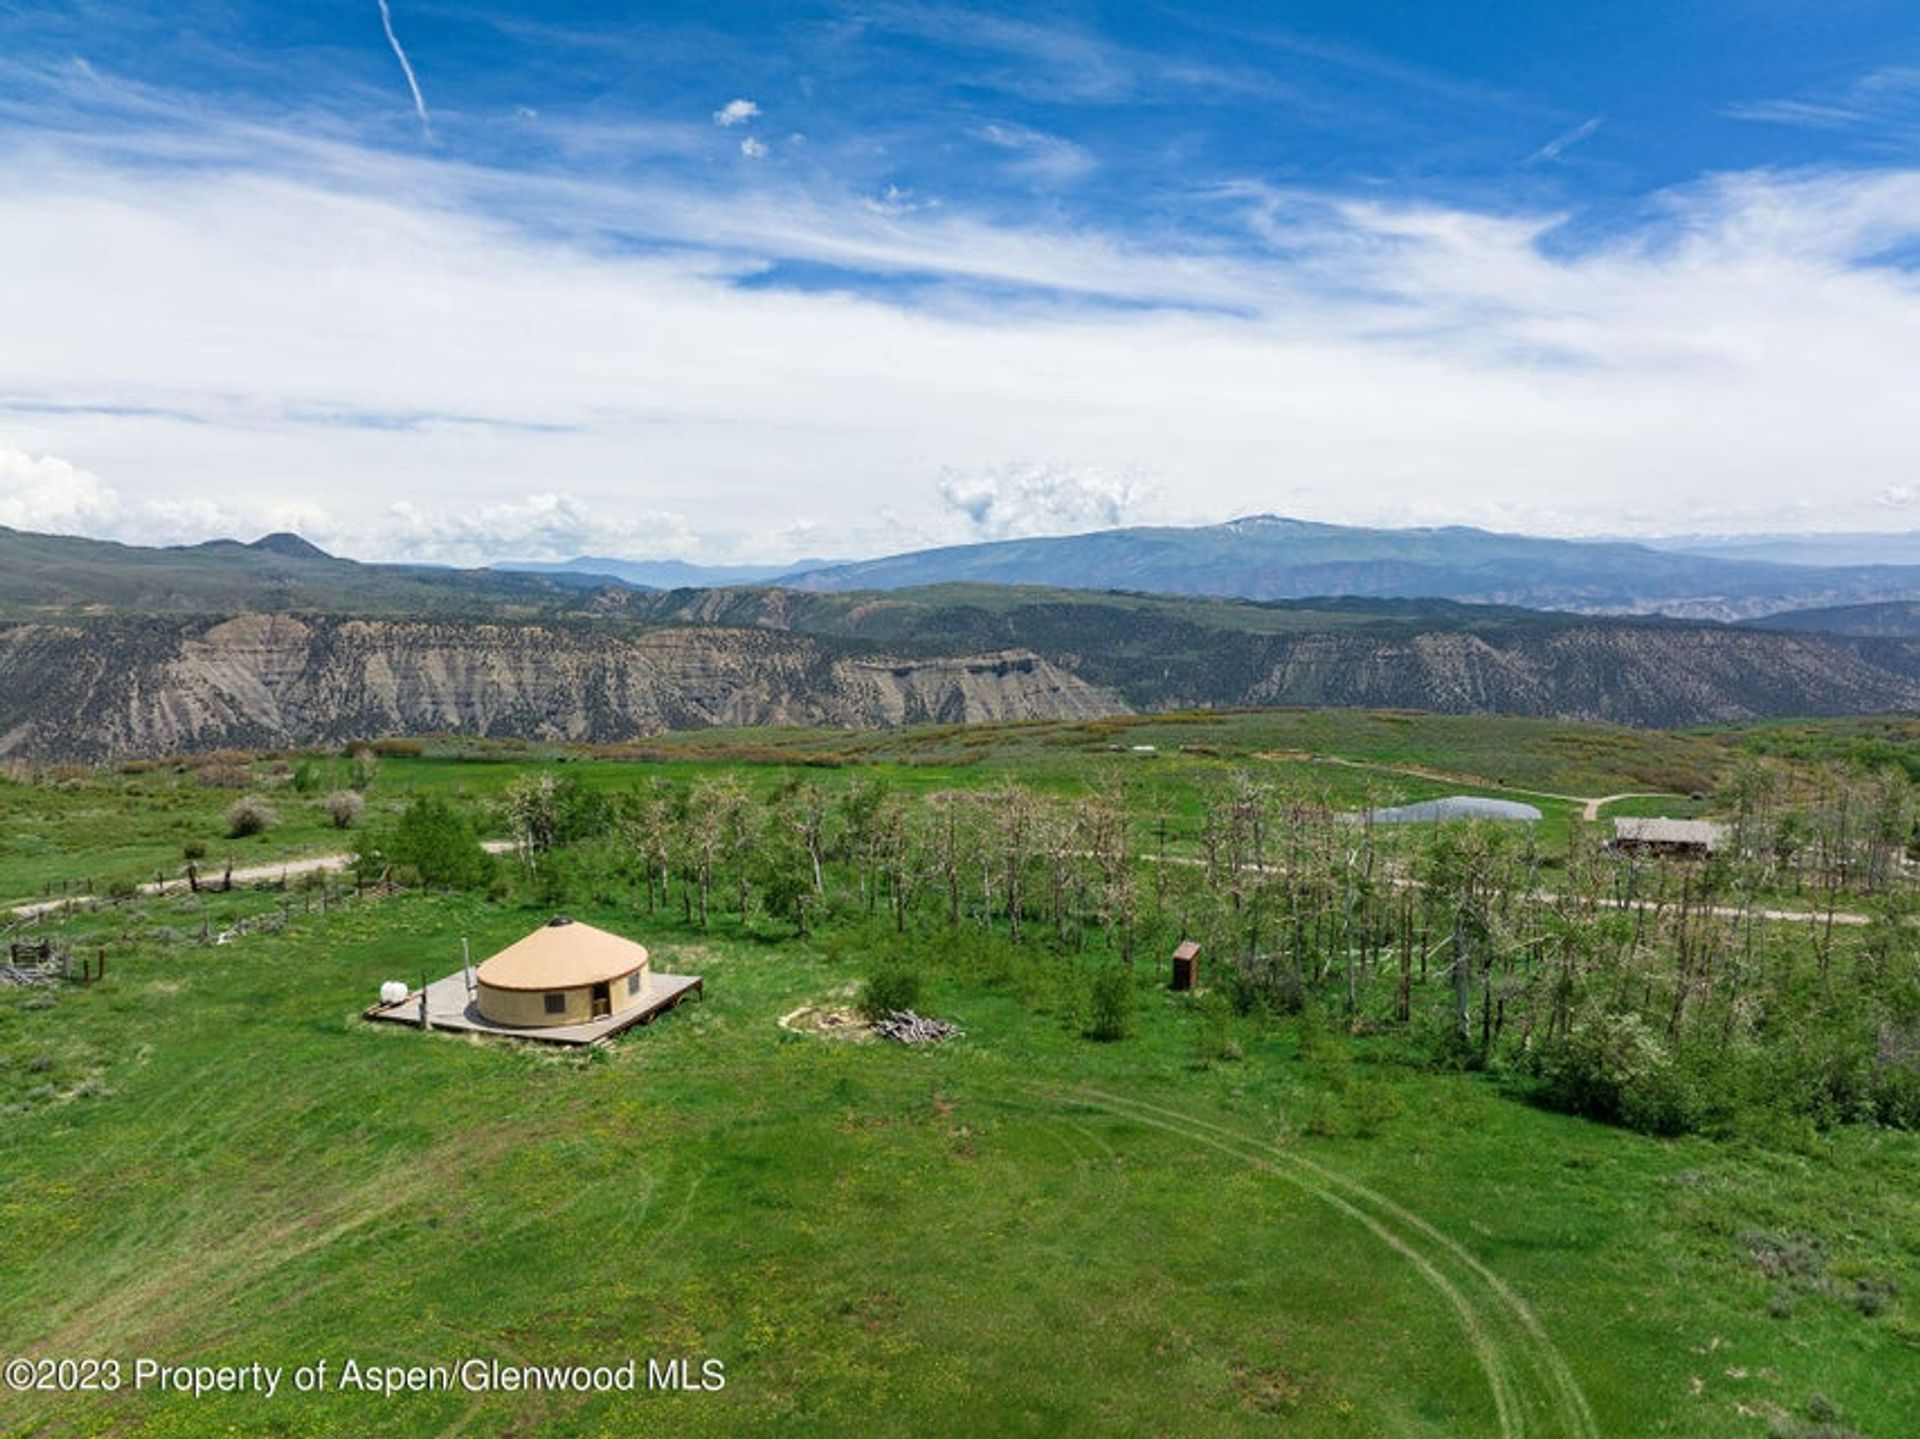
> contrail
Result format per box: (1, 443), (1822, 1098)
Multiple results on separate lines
(1528, 115), (1603, 164)
(376, 0), (432, 137)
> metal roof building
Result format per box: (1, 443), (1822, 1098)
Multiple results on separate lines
(1610, 818), (1728, 856)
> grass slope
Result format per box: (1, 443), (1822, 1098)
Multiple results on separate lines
(4, 891), (1916, 1437)
(2, 712), (1735, 907)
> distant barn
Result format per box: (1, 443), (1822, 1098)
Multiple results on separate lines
(1609, 817), (1727, 859)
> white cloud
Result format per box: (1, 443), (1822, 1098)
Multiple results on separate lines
(1528, 115), (1604, 164)
(864, 184), (935, 215)
(0, 447), (120, 533)
(0, 447), (696, 563)
(8, 113), (1920, 564)
(712, 98), (759, 127)
(739, 135), (768, 159)
(975, 122), (1096, 183)
(1722, 99), (1863, 130)
(382, 492), (696, 565)
(936, 461), (1160, 541)
(1724, 64), (1920, 136)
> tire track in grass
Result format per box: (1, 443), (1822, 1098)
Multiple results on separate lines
(1092, 1090), (1597, 1439)
(1011, 1084), (1518, 1439)
(1050, 1084), (1598, 1439)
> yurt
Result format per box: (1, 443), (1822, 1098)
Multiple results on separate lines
(473, 916), (652, 1028)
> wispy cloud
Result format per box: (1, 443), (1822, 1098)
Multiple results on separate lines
(739, 136), (768, 159)
(10, 57), (1920, 555)
(853, 3), (1276, 106)
(975, 122), (1095, 185)
(1722, 99), (1864, 130)
(1528, 115), (1604, 164)
(1725, 64), (1920, 142)
(712, 98), (759, 127)
(374, 0), (431, 139)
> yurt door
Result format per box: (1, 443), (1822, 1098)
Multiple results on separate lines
(591, 982), (611, 1017)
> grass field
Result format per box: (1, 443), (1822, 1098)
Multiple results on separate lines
(4, 715), (1917, 1437)
(2, 710), (1739, 909)
(3, 889), (1916, 1438)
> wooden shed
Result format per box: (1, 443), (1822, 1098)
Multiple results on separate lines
(474, 916), (653, 1028)
(1170, 940), (1201, 992)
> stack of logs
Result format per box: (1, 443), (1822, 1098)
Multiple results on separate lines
(872, 1010), (963, 1045)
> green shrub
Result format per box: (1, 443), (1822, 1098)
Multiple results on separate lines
(1086, 965), (1133, 1042)
(1532, 1008), (1697, 1135)
(323, 790), (364, 829)
(291, 760), (322, 794)
(533, 855), (575, 909)
(1191, 990), (1240, 1066)
(858, 964), (923, 1020)
(361, 795), (491, 890)
(1348, 1079), (1402, 1138)
(225, 795), (277, 839)
(1220, 952), (1303, 1017)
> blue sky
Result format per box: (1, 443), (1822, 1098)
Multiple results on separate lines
(2, 2), (1919, 562)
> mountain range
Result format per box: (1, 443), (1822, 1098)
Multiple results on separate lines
(1645, 531), (1920, 569)
(19, 517), (1920, 627)
(498, 555), (847, 590)
(10, 523), (1920, 758)
(0, 526), (598, 618)
(11, 522), (1920, 756)
(767, 516), (1920, 621)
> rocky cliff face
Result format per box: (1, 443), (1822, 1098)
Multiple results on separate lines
(7, 598), (1920, 762)
(1233, 627), (1920, 727)
(634, 585), (1920, 728)
(0, 615), (1124, 760)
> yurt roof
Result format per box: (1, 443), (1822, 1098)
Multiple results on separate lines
(474, 917), (650, 992)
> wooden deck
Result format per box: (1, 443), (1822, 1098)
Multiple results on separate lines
(365, 970), (704, 1047)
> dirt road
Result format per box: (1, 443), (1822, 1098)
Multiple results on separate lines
(8, 841), (519, 921)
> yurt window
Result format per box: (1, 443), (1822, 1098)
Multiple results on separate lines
(627, 973), (642, 996)
(543, 993), (566, 1015)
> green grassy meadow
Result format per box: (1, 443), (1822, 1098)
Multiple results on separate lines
(1, 709), (1734, 908)
(3, 715), (1917, 1437)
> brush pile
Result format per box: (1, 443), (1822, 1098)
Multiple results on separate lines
(871, 1010), (963, 1045)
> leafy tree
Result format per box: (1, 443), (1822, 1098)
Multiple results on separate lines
(364, 795), (492, 889)
(503, 772), (561, 855)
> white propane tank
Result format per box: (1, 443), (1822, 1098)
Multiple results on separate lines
(380, 980), (410, 1006)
